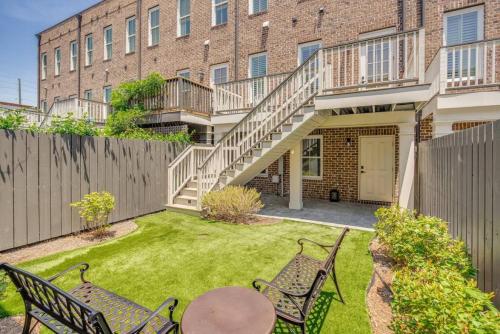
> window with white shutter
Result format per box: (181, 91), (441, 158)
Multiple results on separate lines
(249, 53), (267, 104)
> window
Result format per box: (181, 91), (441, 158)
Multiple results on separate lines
(40, 100), (48, 113)
(104, 26), (113, 60)
(302, 135), (322, 179)
(444, 6), (484, 80)
(298, 41), (321, 65)
(177, 69), (190, 79)
(178, 0), (191, 37)
(85, 34), (93, 66)
(149, 7), (160, 46)
(83, 90), (92, 100)
(210, 63), (229, 86)
(250, 0), (267, 15)
(69, 94), (77, 100)
(103, 86), (112, 103)
(249, 52), (267, 103)
(54, 47), (61, 76)
(126, 17), (136, 53)
(70, 41), (78, 71)
(212, 0), (228, 26)
(41, 53), (47, 80)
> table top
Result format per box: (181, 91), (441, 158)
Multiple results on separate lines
(181, 286), (276, 334)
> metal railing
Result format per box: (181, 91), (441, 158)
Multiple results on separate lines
(141, 77), (213, 115)
(321, 29), (424, 92)
(213, 72), (290, 114)
(167, 145), (213, 205)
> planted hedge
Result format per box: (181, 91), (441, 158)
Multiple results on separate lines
(375, 207), (500, 333)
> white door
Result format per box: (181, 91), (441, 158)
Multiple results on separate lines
(359, 135), (394, 202)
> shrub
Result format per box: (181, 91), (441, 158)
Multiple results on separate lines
(47, 114), (101, 137)
(0, 272), (7, 300)
(71, 191), (115, 237)
(0, 110), (26, 130)
(201, 186), (264, 224)
(111, 73), (165, 112)
(392, 266), (499, 334)
(103, 108), (144, 137)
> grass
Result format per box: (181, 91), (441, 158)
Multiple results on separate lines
(0, 211), (374, 333)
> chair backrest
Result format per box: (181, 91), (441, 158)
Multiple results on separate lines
(1, 263), (111, 334)
(323, 227), (349, 273)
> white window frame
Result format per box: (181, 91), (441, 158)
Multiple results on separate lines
(126, 16), (136, 54)
(103, 26), (113, 60)
(85, 34), (93, 66)
(41, 100), (48, 113)
(103, 86), (112, 103)
(70, 41), (78, 71)
(302, 135), (323, 180)
(210, 63), (229, 86)
(212, 0), (228, 26)
(54, 47), (61, 76)
(298, 40), (322, 66)
(248, 52), (268, 105)
(41, 53), (47, 80)
(177, 0), (191, 37)
(148, 7), (160, 46)
(359, 28), (397, 84)
(443, 5), (484, 47)
(248, 52), (268, 78)
(177, 69), (191, 79)
(83, 90), (92, 101)
(249, 0), (268, 15)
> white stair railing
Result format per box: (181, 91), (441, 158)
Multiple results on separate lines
(167, 145), (213, 205)
(196, 49), (324, 207)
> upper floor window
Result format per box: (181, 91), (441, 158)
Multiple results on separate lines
(40, 100), (48, 113)
(149, 7), (160, 46)
(444, 6), (484, 46)
(70, 41), (78, 71)
(104, 26), (113, 60)
(83, 89), (92, 101)
(178, 0), (191, 37)
(85, 34), (93, 66)
(212, 0), (228, 26)
(211, 63), (229, 86)
(302, 135), (323, 179)
(41, 53), (47, 80)
(177, 69), (191, 79)
(249, 52), (267, 78)
(250, 0), (267, 15)
(54, 47), (61, 76)
(103, 86), (112, 103)
(126, 17), (136, 53)
(298, 41), (321, 65)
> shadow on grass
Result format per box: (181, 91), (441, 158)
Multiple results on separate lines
(274, 291), (334, 334)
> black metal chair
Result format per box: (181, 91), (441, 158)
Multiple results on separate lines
(253, 227), (349, 334)
(0, 262), (179, 334)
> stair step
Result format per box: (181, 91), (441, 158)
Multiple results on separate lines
(271, 133), (283, 140)
(181, 187), (197, 197)
(261, 140), (273, 148)
(187, 181), (198, 188)
(243, 155), (253, 163)
(174, 195), (198, 207)
(292, 114), (304, 122)
(282, 123), (294, 132)
(165, 204), (200, 216)
(253, 148), (263, 157)
(235, 162), (245, 171)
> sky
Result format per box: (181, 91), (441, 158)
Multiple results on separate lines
(0, 0), (99, 106)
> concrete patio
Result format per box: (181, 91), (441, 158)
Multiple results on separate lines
(258, 194), (381, 231)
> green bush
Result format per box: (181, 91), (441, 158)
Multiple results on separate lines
(103, 108), (144, 136)
(201, 186), (264, 224)
(47, 114), (101, 137)
(392, 266), (499, 334)
(0, 110), (26, 130)
(71, 191), (115, 237)
(111, 73), (165, 112)
(0, 272), (7, 300)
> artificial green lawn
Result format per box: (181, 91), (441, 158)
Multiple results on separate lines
(0, 212), (374, 333)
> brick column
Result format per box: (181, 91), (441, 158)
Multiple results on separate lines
(289, 141), (303, 210)
(398, 123), (416, 209)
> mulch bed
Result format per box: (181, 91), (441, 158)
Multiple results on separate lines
(367, 238), (395, 334)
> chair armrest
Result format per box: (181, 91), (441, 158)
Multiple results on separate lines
(47, 263), (90, 283)
(297, 238), (333, 255)
(127, 297), (178, 334)
(252, 278), (309, 298)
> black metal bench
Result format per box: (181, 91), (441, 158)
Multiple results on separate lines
(0, 262), (179, 334)
(252, 227), (349, 334)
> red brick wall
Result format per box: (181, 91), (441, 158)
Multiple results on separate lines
(452, 121), (491, 131)
(420, 113), (433, 141)
(247, 126), (400, 204)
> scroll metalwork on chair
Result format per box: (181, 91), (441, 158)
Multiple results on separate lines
(0, 262), (179, 334)
(252, 227), (349, 334)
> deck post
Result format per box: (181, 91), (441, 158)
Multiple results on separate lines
(289, 141), (303, 210)
(398, 123), (416, 209)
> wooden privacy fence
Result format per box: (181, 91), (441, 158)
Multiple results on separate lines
(0, 129), (187, 251)
(418, 120), (500, 306)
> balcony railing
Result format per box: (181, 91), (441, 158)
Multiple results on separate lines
(321, 28), (425, 93)
(40, 98), (110, 126)
(428, 39), (499, 95)
(213, 72), (290, 115)
(140, 77), (212, 115)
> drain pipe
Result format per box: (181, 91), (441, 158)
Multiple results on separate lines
(77, 14), (82, 98)
(234, 0), (240, 80)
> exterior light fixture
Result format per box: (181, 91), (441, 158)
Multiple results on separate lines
(262, 21), (270, 28)
(346, 138), (352, 146)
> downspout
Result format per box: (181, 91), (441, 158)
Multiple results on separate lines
(233, 0), (239, 80)
(36, 34), (41, 109)
(415, 0), (424, 211)
(137, 0), (142, 80)
(419, 0), (424, 28)
(77, 14), (82, 98)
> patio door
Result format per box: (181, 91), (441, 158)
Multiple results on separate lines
(358, 136), (394, 202)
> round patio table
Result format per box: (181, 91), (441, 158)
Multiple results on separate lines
(181, 286), (276, 334)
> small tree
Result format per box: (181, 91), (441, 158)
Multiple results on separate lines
(0, 110), (26, 130)
(71, 192), (115, 238)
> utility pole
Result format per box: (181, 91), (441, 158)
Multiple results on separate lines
(17, 78), (22, 105)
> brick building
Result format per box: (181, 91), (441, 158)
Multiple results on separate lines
(37, 0), (500, 210)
